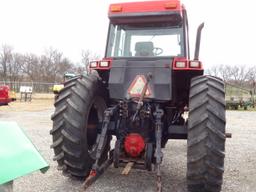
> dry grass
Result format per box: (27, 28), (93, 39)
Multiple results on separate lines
(0, 99), (54, 112)
(16, 93), (55, 100)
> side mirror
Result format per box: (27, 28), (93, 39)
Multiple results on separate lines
(194, 22), (204, 60)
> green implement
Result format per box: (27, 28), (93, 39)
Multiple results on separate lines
(0, 121), (49, 185)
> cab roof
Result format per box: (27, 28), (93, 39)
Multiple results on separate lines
(108, 0), (184, 16)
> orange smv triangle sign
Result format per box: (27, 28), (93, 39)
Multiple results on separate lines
(128, 75), (151, 97)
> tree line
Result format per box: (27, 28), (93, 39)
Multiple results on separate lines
(0, 45), (99, 83)
(206, 64), (256, 90)
(1, 44), (255, 90)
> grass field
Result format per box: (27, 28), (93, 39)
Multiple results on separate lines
(16, 93), (55, 100)
(225, 84), (254, 100)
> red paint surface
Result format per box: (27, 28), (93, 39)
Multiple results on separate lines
(0, 86), (11, 104)
(109, 0), (183, 15)
(124, 133), (145, 157)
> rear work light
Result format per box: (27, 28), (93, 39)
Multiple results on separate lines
(99, 61), (110, 67)
(173, 58), (188, 69)
(189, 60), (201, 68)
(172, 57), (203, 71)
(89, 61), (98, 68)
(175, 61), (187, 68)
(89, 60), (112, 70)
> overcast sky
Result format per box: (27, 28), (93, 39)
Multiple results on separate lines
(0, 0), (255, 68)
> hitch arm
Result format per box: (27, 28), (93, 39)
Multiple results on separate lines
(132, 72), (152, 122)
(82, 106), (117, 190)
(154, 106), (164, 192)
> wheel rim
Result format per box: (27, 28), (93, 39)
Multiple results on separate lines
(86, 96), (106, 158)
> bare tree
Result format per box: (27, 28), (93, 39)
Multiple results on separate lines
(8, 53), (24, 82)
(218, 65), (232, 82)
(205, 65), (220, 77)
(0, 45), (13, 81)
(39, 48), (74, 82)
(22, 53), (40, 81)
(206, 64), (256, 90)
(0, 44), (101, 83)
(247, 66), (256, 94)
(81, 49), (100, 72)
(81, 49), (91, 67)
(20, 48), (74, 83)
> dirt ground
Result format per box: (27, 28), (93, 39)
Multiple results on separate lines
(0, 99), (54, 112)
(15, 93), (55, 100)
(0, 100), (256, 192)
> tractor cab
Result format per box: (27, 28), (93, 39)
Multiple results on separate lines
(106, 0), (188, 58)
(106, 12), (186, 58)
(90, 0), (203, 104)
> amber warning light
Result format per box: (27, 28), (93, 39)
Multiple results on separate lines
(165, 2), (177, 9)
(110, 5), (122, 12)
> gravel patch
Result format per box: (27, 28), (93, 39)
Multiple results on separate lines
(1, 107), (256, 192)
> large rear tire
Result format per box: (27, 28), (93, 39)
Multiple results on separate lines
(50, 73), (110, 177)
(187, 76), (226, 192)
(50, 76), (80, 169)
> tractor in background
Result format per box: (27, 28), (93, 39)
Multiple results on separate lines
(52, 72), (76, 99)
(225, 82), (255, 110)
(51, 1), (227, 191)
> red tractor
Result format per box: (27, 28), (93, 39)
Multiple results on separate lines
(51, 1), (227, 191)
